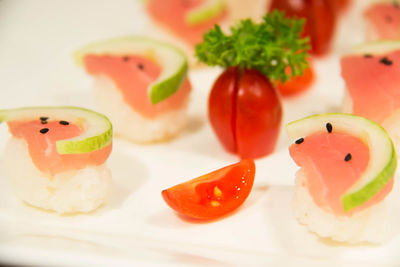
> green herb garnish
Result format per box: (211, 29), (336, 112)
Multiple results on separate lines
(195, 11), (310, 82)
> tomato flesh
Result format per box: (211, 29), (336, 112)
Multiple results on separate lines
(208, 67), (282, 159)
(269, 0), (336, 56)
(162, 159), (255, 220)
(275, 62), (315, 96)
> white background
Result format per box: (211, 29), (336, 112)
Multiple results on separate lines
(0, 0), (399, 266)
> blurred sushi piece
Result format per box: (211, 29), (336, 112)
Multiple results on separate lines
(144, 0), (228, 66)
(364, 0), (400, 41)
(1, 106), (113, 213)
(341, 41), (400, 153)
(75, 36), (192, 143)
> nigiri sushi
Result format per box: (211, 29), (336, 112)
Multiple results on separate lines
(287, 113), (397, 243)
(341, 41), (400, 152)
(364, 0), (400, 41)
(75, 36), (192, 143)
(144, 0), (227, 66)
(1, 106), (113, 214)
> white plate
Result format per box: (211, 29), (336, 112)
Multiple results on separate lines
(0, 0), (399, 266)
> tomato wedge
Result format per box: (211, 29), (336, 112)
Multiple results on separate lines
(162, 159), (256, 220)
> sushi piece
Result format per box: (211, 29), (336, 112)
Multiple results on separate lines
(341, 41), (400, 152)
(287, 113), (397, 243)
(1, 106), (113, 214)
(144, 0), (228, 66)
(75, 36), (192, 143)
(364, 0), (400, 41)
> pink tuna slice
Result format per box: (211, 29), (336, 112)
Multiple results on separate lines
(341, 50), (400, 124)
(289, 131), (394, 216)
(8, 119), (112, 176)
(146, 0), (227, 46)
(364, 3), (400, 41)
(83, 54), (191, 119)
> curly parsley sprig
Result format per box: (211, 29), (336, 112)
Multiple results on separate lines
(195, 11), (310, 82)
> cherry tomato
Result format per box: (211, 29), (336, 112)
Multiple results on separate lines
(269, 0), (336, 56)
(209, 67), (282, 159)
(329, 0), (351, 13)
(275, 62), (315, 96)
(162, 159), (255, 220)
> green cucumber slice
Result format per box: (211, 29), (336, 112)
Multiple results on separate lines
(354, 40), (400, 55)
(0, 106), (112, 154)
(286, 113), (397, 212)
(74, 36), (188, 104)
(185, 0), (226, 26)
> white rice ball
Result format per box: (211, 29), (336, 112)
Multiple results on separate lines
(92, 76), (189, 143)
(3, 137), (112, 214)
(292, 169), (397, 243)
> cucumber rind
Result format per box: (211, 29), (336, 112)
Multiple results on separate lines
(0, 106), (113, 155)
(74, 36), (188, 104)
(185, 0), (226, 26)
(286, 113), (397, 212)
(354, 40), (400, 55)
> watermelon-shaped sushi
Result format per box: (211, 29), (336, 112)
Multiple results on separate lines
(145, 0), (227, 65)
(364, 0), (400, 41)
(1, 106), (113, 214)
(75, 36), (192, 143)
(145, 0), (227, 46)
(341, 41), (400, 152)
(287, 113), (397, 243)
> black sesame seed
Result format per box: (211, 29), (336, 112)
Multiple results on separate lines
(41, 120), (48, 124)
(326, 122), (333, 133)
(295, 138), (304, 144)
(40, 116), (49, 121)
(380, 57), (393, 66)
(59, 120), (69, 125)
(138, 63), (144, 70)
(344, 153), (352, 161)
(364, 54), (373, 58)
(123, 56), (130, 62)
(40, 128), (49, 134)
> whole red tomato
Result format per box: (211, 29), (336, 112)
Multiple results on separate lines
(269, 0), (336, 56)
(162, 159), (255, 220)
(329, 0), (351, 13)
(209, 67), (282, 159)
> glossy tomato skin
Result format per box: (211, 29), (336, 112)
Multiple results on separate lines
(208, 67), (282, 159)
(236, 69), (282, 158)
(329, 0), (350, 13)
(208, 67), (239, 154)
(162, 159), (255, 220)
(269, 0), (336, 56)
